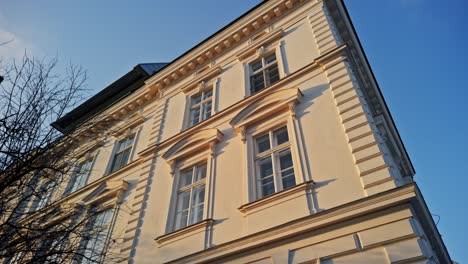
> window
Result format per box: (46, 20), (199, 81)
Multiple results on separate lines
(65, 158), (93, 195)
(249, 53), (280, 94)
(174, 163), (207, 231)
(109, 135), (134, 173)
(254, 126), (295, 199)
(189, 89), (213, 127)
(29, 182), (54, 212)
(79, 209), (114, 263)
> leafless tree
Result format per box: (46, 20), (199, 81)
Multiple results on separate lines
(0, 54), (123, 263)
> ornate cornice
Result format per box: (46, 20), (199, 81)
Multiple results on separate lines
(144, 0), (307, 93)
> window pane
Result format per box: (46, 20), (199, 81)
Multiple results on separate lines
(259, 176), (275, 197)
(279, 150), (295, 189)
(190, 107), (201, 126)
(258, 157), (273, 178)
(202, 101), (212, 120)
(194, 164), (207, 182)
(274, 127), (289, 146)
(203, 90), (213, 99)
(175, 210), (189, 230)
(256, 134), (271, 153)
(250, 59), (263, 72)
(281, 169), (296, 189)
(250, 72), (265, 93)
(191, 94), (202, 106)
(265, 64), (280, 86)
(70, 160), (92, 193)
(176, 191), (191, 214)
(279, 150), (293, 170)
(179, 169), (193, 188)
(189, 185), (205, 225)
(110, 148), (131, 173)
(264, 53), (277, 65)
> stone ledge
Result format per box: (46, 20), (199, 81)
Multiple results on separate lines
(155, 218), (215, 247)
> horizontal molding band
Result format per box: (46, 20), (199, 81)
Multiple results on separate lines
(311, 18), (328, 31)
(348, 131), (374, 143)
(331, 78), (353, 90)
(339, 102), (361, 115)
(345, 121), (368, 133)
(337, 94), (359, 106)
(342, 112), (365, 124)
(356, 152), (383, 164)
(314, 27), (330, 39)
(319, 38), (337, 49)
(326, 64), (346, 77)
(352, 141), (378, 154)
(363, 176), (393, 189)
(360, 164), (389, 177)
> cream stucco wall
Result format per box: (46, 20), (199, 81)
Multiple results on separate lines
(36, 0), (451, 263)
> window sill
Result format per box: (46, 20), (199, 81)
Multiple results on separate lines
(155, 218), (214, 247)
(238, 180), (314, 216)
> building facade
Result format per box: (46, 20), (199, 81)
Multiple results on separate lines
(31, 0), (452, 263)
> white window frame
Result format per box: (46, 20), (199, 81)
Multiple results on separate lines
(106, 128), (140, 175)
(65, 155), (96, 196)
(183, 78), (219, 130)
(29, 181), (55, 213)
(168, 150), (215, 232)
(188, 88), (213, 127)
(244, 112), (307, 203)
(78, 207), (117, 264)
(172, 162), (208, 231)
(242, 41), (288, 97)
(253, 126), (296, 199)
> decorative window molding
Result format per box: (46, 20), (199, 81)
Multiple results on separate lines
(77, 207), (117, 264)
(160, 128), (222, 247)
(230, 88), (312, 207)
(82, 179), (129, 207)
(64, 155), (97, 197)
(106, 121), (143, 175)
(239, 30), (288, 97)
(230, 88), (303, 139)
(111, 112), (145, 137)
(162, 128), (223, 173)
(181, 66), (222, 94)
(184, 83), (216, 129)
(236, 29), (284, 61)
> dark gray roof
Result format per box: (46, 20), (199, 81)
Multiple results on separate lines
(52, 63), (167, 133)
(139, 63), (168, 75)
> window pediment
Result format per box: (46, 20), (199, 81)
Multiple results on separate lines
(82, 179), (129, 206)
(162, 128), (223, 165)
(230, 88), (303, 139)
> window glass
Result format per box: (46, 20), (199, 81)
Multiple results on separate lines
(189, 89), (213, 127)
(256, 134), (271, 154)
(109, 135), (134, 173)
(174, 163), (207, 231)
(67, 159), (93, 194)
(254, 126), (295, 199)
(279, 150), (295, 189)
(79, 209), (114, 263)
(274, 127), (289, 146)
(249, 53), (279, 94)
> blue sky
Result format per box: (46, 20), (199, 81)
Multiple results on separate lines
(1, 0), (467, 261)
